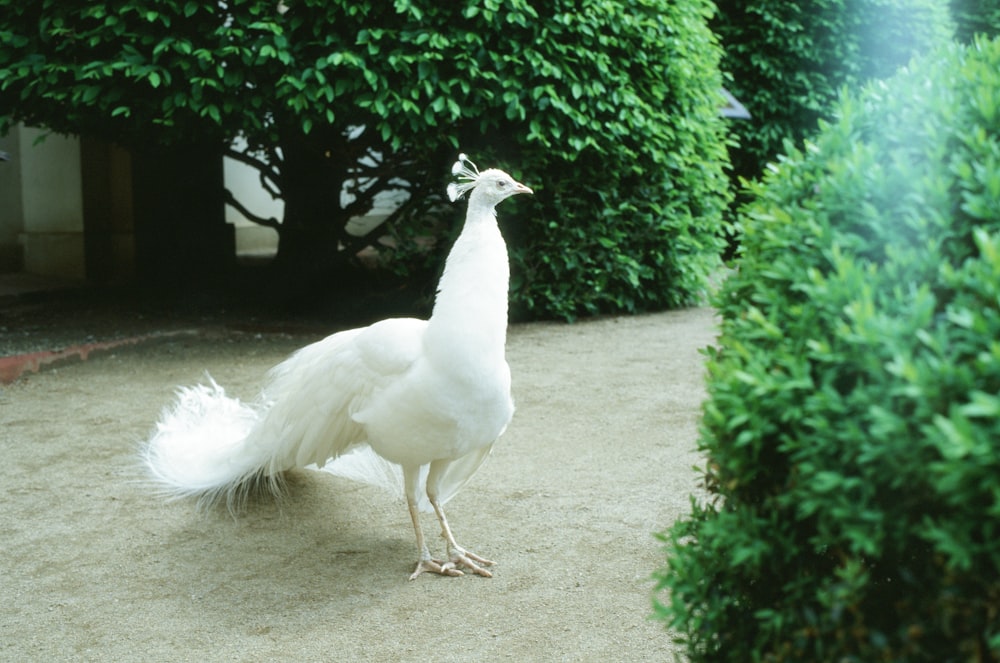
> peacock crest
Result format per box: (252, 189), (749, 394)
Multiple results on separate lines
(446, 153), (481, 202)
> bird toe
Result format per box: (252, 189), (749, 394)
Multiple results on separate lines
(449, 548), (495, 578)
(409, 558), (464, 580)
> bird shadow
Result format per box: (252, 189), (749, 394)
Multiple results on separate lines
(150, 469), (417, 597)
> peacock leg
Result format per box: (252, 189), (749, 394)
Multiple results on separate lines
(405, 466), (461, 580)
(425, 459), (495, 578)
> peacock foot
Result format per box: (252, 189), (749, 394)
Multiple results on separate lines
(447, 546), (495, 578)
(409, 557), (463, 580)
(408, 548), (495, 580)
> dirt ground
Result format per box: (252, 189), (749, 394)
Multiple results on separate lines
(0, 303), (716, 662)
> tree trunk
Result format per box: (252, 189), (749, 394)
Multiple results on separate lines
(271, 138), (354, 285)
(130, 142), (231, 286)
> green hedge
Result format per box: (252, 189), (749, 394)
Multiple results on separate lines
(951, 0), (1000, 42)
(382, 0), (732, 320)
(657, 36), (1000, 661)
(435, 0), (733, 320)
(713, 0), (954, 190)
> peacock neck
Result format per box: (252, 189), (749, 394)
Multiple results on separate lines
(426, 203), (510, 364)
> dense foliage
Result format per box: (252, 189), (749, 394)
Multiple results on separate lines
(0, 0), (730, 319)
(501, 0), (730, 318)
(712, 0), (953, 191)
(657, 36), (1000, 661)
(951, 0), (1000, 42)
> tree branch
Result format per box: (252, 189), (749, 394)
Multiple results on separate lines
(341, 198), (409, 255)
(340, 148), (418, 221)
(224, 188), (281, 230)
(340, 178), (432, 255)
(223, 146), (282, 198)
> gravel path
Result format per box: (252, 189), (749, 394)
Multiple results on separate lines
(1, 299), (715, 662)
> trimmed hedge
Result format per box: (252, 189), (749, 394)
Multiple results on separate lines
(386, 0), (732, 320)
(713, 0), (954, 190)
(951, 0), (1000, 42)
(441, 0), (733, 320)
(657, 36), (1000, 661)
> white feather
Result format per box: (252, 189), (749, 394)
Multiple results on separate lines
(142, 377), (270, 507)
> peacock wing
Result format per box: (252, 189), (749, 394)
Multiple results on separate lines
(249, 317), (427, 472)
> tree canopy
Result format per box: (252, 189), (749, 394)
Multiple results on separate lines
(0, 0), (731, 319)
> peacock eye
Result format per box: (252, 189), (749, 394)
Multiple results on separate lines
(497, 180), (507, 188)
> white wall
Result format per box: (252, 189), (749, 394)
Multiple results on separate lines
(0, 127), (86, 278)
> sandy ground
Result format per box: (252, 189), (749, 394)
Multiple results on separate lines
(0, 306), (716, 662)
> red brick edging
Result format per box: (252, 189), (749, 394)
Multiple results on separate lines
(0, 330), (197, 384)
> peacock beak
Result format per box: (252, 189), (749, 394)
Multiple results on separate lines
(514, 182), (533, 195)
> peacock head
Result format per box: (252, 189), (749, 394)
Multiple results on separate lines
(447, 154), (532, 207)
